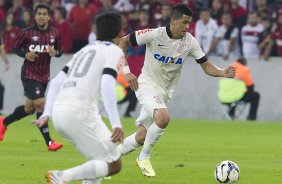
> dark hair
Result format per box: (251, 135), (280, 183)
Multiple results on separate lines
(237, 58), (247, 65)
(34, 4), (51, 15)
(55, 6), (67, 19)
(200, 7), (211, 13)
(95, 12), (122, 41)
(171, 4), (193, 20)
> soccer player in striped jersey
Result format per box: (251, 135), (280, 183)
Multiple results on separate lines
(118, 4), (236, 177)
(0, 4), (63, 151)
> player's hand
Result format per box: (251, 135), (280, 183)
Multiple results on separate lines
(32, 116), (49, 128)
(25, 51), (38, 61)
(48, 45), (56, 57)
(111, 127), (124, 143)
(125, 73), (138, 91)
(223, 65), (236, 78)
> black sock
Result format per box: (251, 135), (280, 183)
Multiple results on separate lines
(37, 112), (52, 146)
(4, 105), (28, 126)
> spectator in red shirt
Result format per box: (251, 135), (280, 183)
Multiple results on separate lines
(225, 0), (247, 28)
(263, 13), (282, 59)
(54, 6), (73, 53)
(68, 0), (96, 52)
(1, 11), (19, 53)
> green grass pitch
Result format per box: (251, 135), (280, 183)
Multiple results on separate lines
(0, 116), (281, 184)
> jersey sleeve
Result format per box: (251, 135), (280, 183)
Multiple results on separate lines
(104, 46), (125, 74)
(129, 28), (156, 46)
(189, 35), (206, 61)
(14, 30), (26, 49)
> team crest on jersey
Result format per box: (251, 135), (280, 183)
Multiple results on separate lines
(32, 36), (39, 42)
(50, 36), (55, 43)
(153, 96), (163, 104)
(35, 87), (41, 95)
(178, 42), (186, 53)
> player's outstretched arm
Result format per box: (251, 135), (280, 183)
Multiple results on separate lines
(200, 61), (236, 78)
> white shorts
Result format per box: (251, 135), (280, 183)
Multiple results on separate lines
(52, 102), (120, 163)
(135, 84), (168, 129)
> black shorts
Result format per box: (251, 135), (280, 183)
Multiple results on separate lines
(21, 78), (47, 100)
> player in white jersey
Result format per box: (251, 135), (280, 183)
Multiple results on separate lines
(33, 12), (125, 184)
(118, 4), (236, 177)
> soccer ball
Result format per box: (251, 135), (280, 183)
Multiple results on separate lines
(214, 160), (240, 183)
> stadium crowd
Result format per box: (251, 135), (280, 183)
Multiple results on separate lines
(0, 0), (282, 60)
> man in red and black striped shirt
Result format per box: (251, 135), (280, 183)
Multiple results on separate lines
(0, 4), (63, 151)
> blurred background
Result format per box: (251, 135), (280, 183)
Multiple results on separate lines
(0, 0), (281, 121)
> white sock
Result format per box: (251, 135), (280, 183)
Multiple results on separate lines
(117, 132), (140, 155)
(62, 160), (108, 182)
(138, 123), (164, 160)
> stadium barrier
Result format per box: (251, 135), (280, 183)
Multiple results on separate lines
(0, 55), (281, 121)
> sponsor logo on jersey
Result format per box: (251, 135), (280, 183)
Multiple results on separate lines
(29, 45), (50, 53)
(153, 54), (183, 64)
(137, 29), (152, 36)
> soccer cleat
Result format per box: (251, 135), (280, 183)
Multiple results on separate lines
(136, 158), (156, 177)
(0, 116), (7, 141)
(48, 141), (63, 151)
(46, 170), (68, 184)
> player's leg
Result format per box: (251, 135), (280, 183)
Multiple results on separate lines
(117, 107), (151, 155)
(135, 86), (168, 177)
(30, 80), (62, 150)
(49, 103), (121, 182)
(0, 97), (35, 141)
(139, 108), (170, 159)
(241, 91), (260, 120)
(1, 77), (39, 138)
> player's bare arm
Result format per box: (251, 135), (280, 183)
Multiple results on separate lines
(119, 35), (139, 90)
(200, 61), (236, 78)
